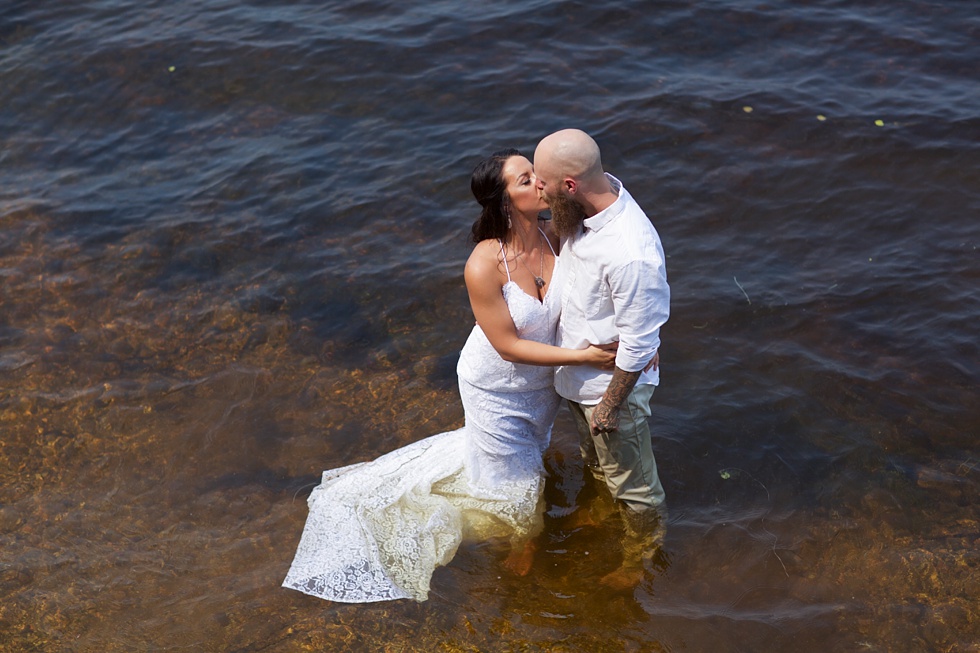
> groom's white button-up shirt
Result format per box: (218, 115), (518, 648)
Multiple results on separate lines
(554, 174), (670, 405)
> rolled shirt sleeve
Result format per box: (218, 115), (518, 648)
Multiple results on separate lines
(609, 259), (670, 373)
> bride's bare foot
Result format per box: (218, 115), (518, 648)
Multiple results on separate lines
(503, 540), (537, 576)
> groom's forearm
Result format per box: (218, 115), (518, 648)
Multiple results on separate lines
(603, 366), (641, 410)
(591, 367), (641, 432)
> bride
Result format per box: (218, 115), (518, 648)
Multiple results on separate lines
(282, 149), (615, 603)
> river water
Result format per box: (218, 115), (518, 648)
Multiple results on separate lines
(1, 0), (977, 651)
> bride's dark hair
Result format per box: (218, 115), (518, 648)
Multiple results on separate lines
(470, 148), (521, 244)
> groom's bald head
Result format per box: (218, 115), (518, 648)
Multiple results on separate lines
(533, 129), (605, 195)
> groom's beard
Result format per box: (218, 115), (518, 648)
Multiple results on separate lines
(548, 190), (588, 238)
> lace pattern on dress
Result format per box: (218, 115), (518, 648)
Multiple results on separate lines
(282, 250), (565, 603)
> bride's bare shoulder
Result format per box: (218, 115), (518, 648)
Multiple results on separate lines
(466, 238), (502, 268)
(465, 239), (505, 283)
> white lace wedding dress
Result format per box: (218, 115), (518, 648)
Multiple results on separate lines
(283, 235), (564, 603)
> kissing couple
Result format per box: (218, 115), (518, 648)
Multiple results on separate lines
(283, 128), (670, 602)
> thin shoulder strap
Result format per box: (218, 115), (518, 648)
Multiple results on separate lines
(498, 239), (512, 282)
(538, 226), (557, 256)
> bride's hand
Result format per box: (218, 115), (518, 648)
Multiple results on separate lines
(582, 341), (617, 370)
(644, 351), (660, 372)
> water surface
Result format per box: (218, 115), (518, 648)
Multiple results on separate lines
(1, 0), (978, 650)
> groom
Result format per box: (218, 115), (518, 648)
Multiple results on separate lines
(534, 129), (670, 588)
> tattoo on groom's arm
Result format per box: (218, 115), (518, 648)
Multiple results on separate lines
(591, 367), (641, 432)
(604, 367), (641, 408)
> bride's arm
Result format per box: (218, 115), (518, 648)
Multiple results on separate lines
(463, 243), (614, 369)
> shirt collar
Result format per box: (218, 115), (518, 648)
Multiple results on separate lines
(582, 173), (625, 233)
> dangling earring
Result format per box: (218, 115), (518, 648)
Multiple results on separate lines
(504, 204), (512, 230)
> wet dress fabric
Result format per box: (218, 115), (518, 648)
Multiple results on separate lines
(283, 233), (563, 602)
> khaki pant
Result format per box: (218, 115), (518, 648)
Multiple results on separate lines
(568, 384), (666, 513)
(568, 384), (668, 570)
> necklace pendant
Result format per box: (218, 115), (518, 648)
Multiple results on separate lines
(534, 276), (545, 289)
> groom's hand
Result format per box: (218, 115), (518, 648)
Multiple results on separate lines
(590, 398), (620, 433)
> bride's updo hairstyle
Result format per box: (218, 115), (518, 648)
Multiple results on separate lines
(470, 148), (521, 244)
